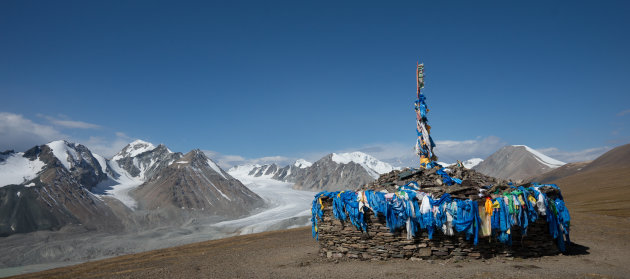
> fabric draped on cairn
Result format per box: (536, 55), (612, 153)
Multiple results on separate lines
(310, 63), (572, 260)
(311, 175), (571, 259)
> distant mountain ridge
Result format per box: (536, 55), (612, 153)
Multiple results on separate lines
(529, 143), (630, 183)
(528, 143), (630, 217)
(229, 152), (396, 192)
(473, 145), (565, 181)
(111, 140), (182, 181)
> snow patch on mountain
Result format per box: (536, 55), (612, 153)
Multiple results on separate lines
(94, 160), (143, 209)
(112, 140), (158, 161)
(207, 159), (227, 179)
(293, 159), (312, 168)
(0, 153), (45, 187)
(428, 158), (484, 169)
(331, 152), (394, 178)
(513, 145), (565, 168)
(47, 140), (79, 170)
(92, 153), (108, 174)
(463, 158), (484, 169)
(94, 139), (176, 209)
(227, 164), (258, 177)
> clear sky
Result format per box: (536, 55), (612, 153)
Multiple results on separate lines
(1, 0), (629, 167)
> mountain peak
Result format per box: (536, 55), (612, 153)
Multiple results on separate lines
(46, 140), (81, 170)
(511, 145), (565, 168)
(293, 159), (312, 168)
(113, 140), (157, 160)
(330, 151), (394, 178)
(178, 149), (208, 165)
(176, 149), (227, 179)
(129, 139), (153, 146)
(473, 145), (565, 180)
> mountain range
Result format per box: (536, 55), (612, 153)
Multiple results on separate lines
(0, 140), (264, 237)
(0, 139), (589, 238)
(229, 151), (397, 192)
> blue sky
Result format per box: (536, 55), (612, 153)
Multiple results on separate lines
(1, 0), (629, 167)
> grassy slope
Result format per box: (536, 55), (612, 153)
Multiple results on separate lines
(552, 166), (630, 217)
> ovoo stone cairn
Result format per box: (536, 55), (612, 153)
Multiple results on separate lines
(310, 63), (571, 261)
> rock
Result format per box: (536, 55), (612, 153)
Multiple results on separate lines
(433, 251), (449, 256)
(417, 247), (432, 257)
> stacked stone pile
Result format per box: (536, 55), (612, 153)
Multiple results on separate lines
(359, 165), (562, 201)
(313, 165), (567, 261)
(317, 199), (559, 260)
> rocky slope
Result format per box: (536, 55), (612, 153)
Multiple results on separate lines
(0, 141), (122, 236)
(0, 139), (268, 237)
(132, 150), (264, 218)
(473, 145), (565, 181)
(291, 152), (396, 191)
(110, 140), (182, 181)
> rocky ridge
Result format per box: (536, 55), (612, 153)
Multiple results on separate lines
(0, 142), (122, 236)
(0, 139), (266, 237)
(230, 152), (396, 192)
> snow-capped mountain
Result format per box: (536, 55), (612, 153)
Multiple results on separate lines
(289, 153), (376, 191)
(229, 152), (395, 192)
(101, 140), (265, 217)
(512, 145), (565, 168)
(0, 141), (122, 236)
(227, 158), (314, 182)
(462, 158), (484, 169)
(330, 152), (395, 179)
(227, 164), (260, 177)
(111, 140), (182, 181)
(46, 140), (108, 191)
(293, 159), (312, 168)
(93, 140), (183, 209)
(473, 145), (565, 181)
(132, 150), (263, 217)
(0, 150), (46, 187)
(436, 158), (484, 169)
(0, 139), (268, 236)
(246, 163), (282, 178)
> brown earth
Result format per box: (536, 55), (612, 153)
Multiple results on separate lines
(8, 145), (630, 279)
(7, 211), (629, 279)
(528, 161), (591, 184)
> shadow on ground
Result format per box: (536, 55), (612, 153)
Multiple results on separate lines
(563, 242), (590, 256)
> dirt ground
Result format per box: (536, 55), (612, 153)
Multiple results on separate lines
(6, 209), (629, 279)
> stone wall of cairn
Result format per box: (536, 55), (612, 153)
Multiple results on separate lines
(316, 199), (559, 260)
